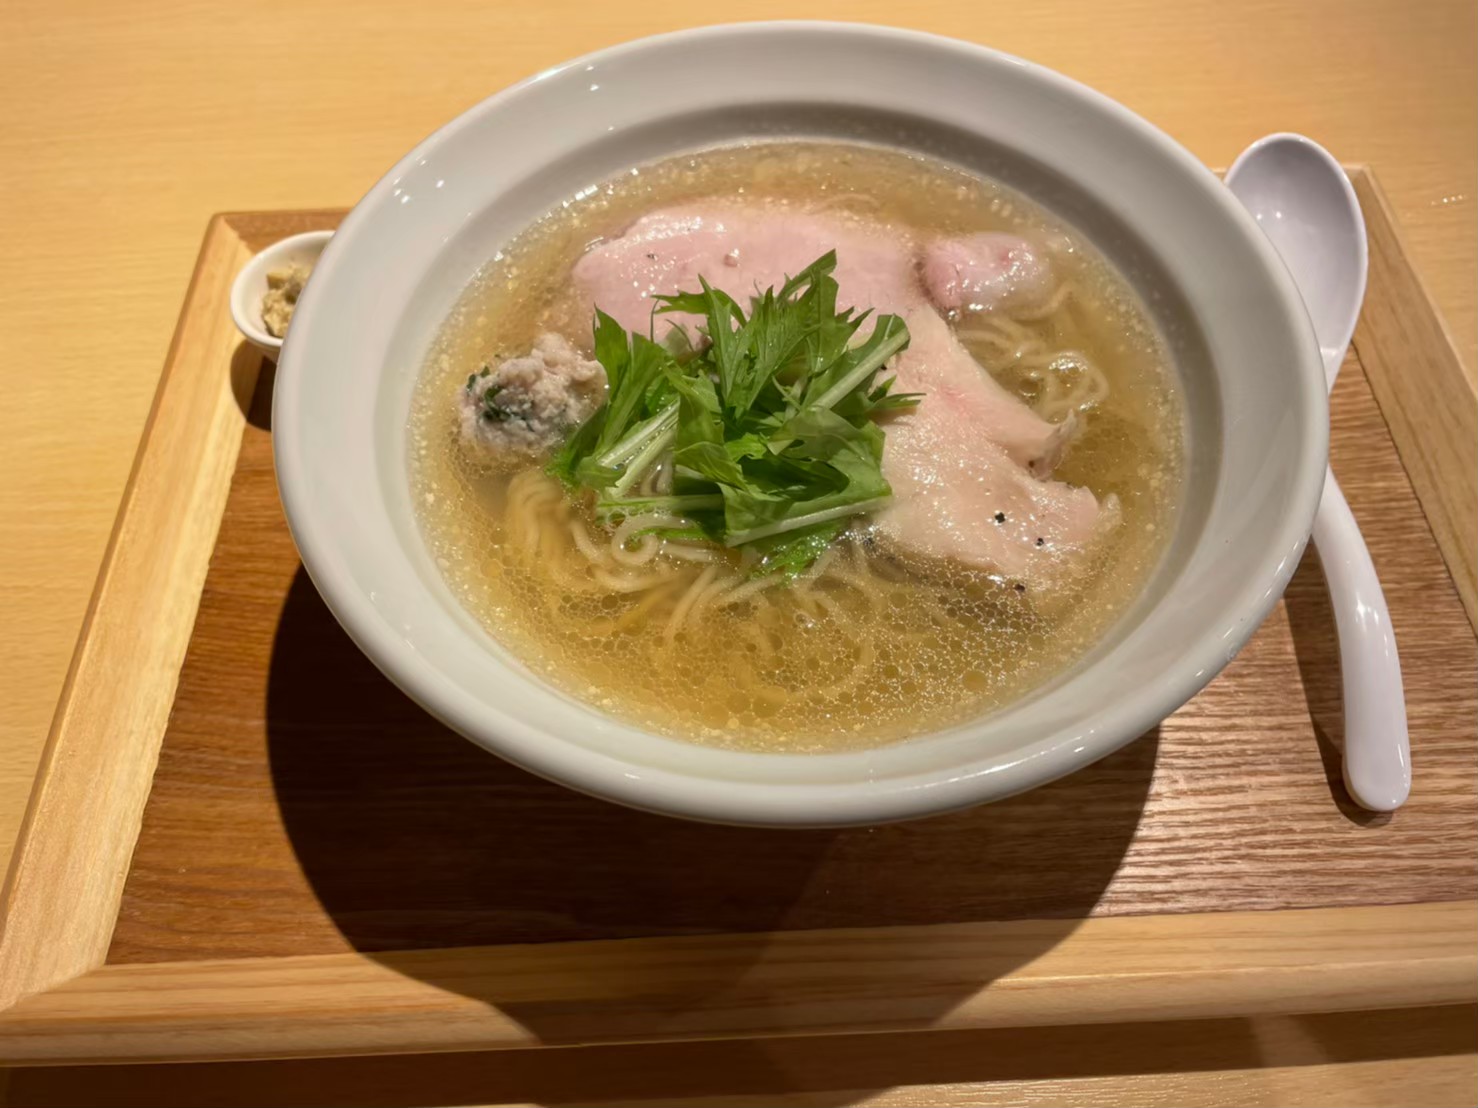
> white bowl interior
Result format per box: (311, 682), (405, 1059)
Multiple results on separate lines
(275, 24), (1325, 825)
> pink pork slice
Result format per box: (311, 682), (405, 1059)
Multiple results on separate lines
(920, 231), (1055, 314)
(571, 204), (1100, 585)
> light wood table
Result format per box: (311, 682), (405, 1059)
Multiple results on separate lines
(1, 1), (1474, 1103)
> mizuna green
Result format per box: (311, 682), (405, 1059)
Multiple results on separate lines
(548, 252), (919, 576)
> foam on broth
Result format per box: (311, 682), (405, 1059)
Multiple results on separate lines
(408, 142), (1182, 752)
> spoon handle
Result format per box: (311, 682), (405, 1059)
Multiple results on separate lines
(1312, 470), (1410, 810)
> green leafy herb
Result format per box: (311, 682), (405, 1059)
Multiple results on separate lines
(746, 519), (848, 579)
(549, 252), (918, 573)
(479, 381), (520, 423)
(465, 367), (520, 424)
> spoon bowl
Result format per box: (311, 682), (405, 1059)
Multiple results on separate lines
(1227, 134), (1367, 384)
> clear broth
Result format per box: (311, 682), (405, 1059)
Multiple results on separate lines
(408, 142), (1182, 752)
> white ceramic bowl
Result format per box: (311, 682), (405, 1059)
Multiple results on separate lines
(230, 230), (333, 360)
(274, 23), (1326, 826)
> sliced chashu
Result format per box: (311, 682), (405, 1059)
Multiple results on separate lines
(571, 203), (1102, 587)
(920, 231), (1056, 314)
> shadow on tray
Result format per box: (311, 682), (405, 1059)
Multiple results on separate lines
(266, 565), (1156, 1042)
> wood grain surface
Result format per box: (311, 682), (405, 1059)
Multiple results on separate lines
(1352, 172), (1478, 628)
(2, 1006), (1475, 1108)
(0, 218), (258, 1010)
(2, 2), (1474, 1100)
(5, 903), (1474, 1064)
(2, 1), (1475, 902)
(1, 194), (1472, 1069)
(106, 257), (1476, 964)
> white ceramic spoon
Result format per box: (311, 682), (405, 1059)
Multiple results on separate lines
(1226, 133), (1410, 811)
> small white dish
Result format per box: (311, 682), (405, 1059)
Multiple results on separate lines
(229, 231), (333, 361)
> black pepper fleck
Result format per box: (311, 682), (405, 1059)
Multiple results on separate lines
(1035, 537), (1045, 547)
(994, 511), (1006, 524)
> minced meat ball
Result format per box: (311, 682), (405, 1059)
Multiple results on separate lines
(262, 263), (311, 338)
(459, 332), (606, 455)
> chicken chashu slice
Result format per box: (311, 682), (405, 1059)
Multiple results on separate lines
(571, 203), (1105, 587)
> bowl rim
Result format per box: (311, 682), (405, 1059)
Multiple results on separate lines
(274, 21), (1328, 826)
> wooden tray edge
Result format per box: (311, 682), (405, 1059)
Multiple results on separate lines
(0, 902), (1474, 1066)
(0, 216), (263, 1010)
(1347, 167), (1478, 629)
(0, 172), (1473, 1060)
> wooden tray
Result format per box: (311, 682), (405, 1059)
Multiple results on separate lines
(0, 169), (1474, 1066)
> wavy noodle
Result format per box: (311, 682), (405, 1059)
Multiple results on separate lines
(713, 571), (789, 609)
(498, 472), (988, 705)
(581, 584), (677, 636)
(612, 512), (687, 545)
(591, 566), (677, 593)
(637, 461), (674, 497)
(819, 567), (882, 614)
(811, 636), (876, 699)
(688, 569), (740, 619)
(569, 519), (606, 562)
(609, 532), (662, 568)
(1010, 279), (1076, 322)
(663, 564), (720, 646)
(955, 308), (1112, 424)
(662, 543), (718, 563)
(506, 469), (563, 555)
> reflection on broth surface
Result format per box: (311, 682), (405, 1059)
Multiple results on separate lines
(409, 142), (1182, 752)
